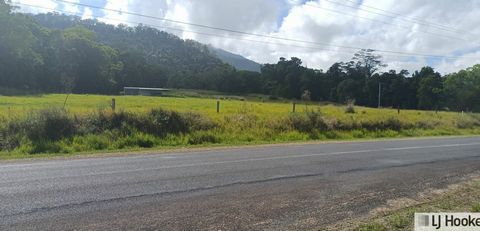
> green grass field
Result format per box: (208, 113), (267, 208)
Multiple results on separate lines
(1, 93), (479, 158)
(0, 93), (475, 123)
(0, 93), (295, 120)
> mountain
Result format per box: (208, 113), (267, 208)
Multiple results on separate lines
(208, 46), (261, 72)
(0, 8), (244, 94)
(32, 13), (233, 78)
(33, 13), (261, 76)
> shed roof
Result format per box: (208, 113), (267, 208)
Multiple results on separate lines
(124, 87), (171, 91)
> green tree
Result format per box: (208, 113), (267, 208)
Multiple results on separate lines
(61, 26), (122, 93)
(416, 67), (443, 110)
(261, 57), (304, 99)
(0, 2), (43, 92)
(342, 49), (387, 105)
(444, 64), (480, 112)
(336, 79), (358, 103)
(348, 49), (387, 78)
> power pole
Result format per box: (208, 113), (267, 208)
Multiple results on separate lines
(377, 82), (381, 108)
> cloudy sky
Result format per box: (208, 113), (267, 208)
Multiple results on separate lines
(14, 0), (480, 74)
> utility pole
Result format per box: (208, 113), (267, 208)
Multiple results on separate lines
(377, 82), (382, 108)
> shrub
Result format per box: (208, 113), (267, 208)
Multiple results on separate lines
(383, 117), (403, 131)
(266, 118), (290, 132)
(455, 117), (476, 129)
(336, 118), (359, 130)
(16, 138), (65, 154)
(82, 108), (213, 137)
(415, 120), (436, 129)
(288, 113), (311, 132)
(345, 99), (356, 114)
(283, 110), (328, 132)
(182, 112), (217, 131)
(345, 105), (355, 114)
(468, 113), (480, 123)
(0, 117), (11, 150)
(323, 118), (339, 130)
(114, 133), (157, 149)
(188, 131), (220, 145)
(27, 108), (76, 141)
(2, 108), (76, 151)
(359, 117), (410, 131)
(131, 108), (208, 137)
(82, 109), (136, 134)
(147, 108), (188, 135)
(306, 110), (326, 128)
(0, 107), (219, 153)
(275, 131), (309, 141)
(351, 130), (366, 138)
(72, 134), (110, 151)
(224, 114), (258, 130)
(323, 131), (340, 139)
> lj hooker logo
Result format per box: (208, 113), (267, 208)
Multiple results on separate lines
(415, 213), (480, 231)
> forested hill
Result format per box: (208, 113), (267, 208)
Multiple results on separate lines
(32, 13), (230, 77)
(34, 13), (261, 73)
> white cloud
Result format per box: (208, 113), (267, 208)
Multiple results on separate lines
(61, 0), (80, 14)
(81, 6), (93, 20)
(13, 0), (58, 14)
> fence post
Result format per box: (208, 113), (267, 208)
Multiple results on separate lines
(292, 101), (296, 113)
(216, 100), (220, 113)
(111, 98), (116, 111)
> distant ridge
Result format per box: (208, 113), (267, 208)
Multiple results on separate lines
(208, 46), (261, 72)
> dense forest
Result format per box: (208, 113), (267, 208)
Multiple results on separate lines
(1, 1), (479, 112)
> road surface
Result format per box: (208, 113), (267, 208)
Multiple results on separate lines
(1, 136), (480, 230)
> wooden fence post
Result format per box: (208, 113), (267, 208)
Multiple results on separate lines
(111, 98), (116, 111)
(292, 101), (296, 113)
(216, 100), (220, 113)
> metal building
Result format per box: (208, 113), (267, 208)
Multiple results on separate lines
(123, 87), (171, 96)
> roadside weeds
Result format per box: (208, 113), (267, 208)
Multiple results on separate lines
(326, 174), (480, 231)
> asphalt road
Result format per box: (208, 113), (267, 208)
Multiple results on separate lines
(1, 136), (480, 230)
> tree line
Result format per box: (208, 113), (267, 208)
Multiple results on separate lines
(256, 52), (480, 112)
(1, 1), (479, 112)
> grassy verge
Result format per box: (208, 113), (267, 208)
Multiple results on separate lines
(353, 178), (480, 231)
(1, 94), (480, 159)
(1, 135), (478, 162)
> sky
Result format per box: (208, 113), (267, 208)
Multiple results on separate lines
(14, 0), (480, 74)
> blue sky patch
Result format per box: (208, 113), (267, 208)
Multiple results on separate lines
(451, 46), (480, 57)
(57, 0), (107, 18)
